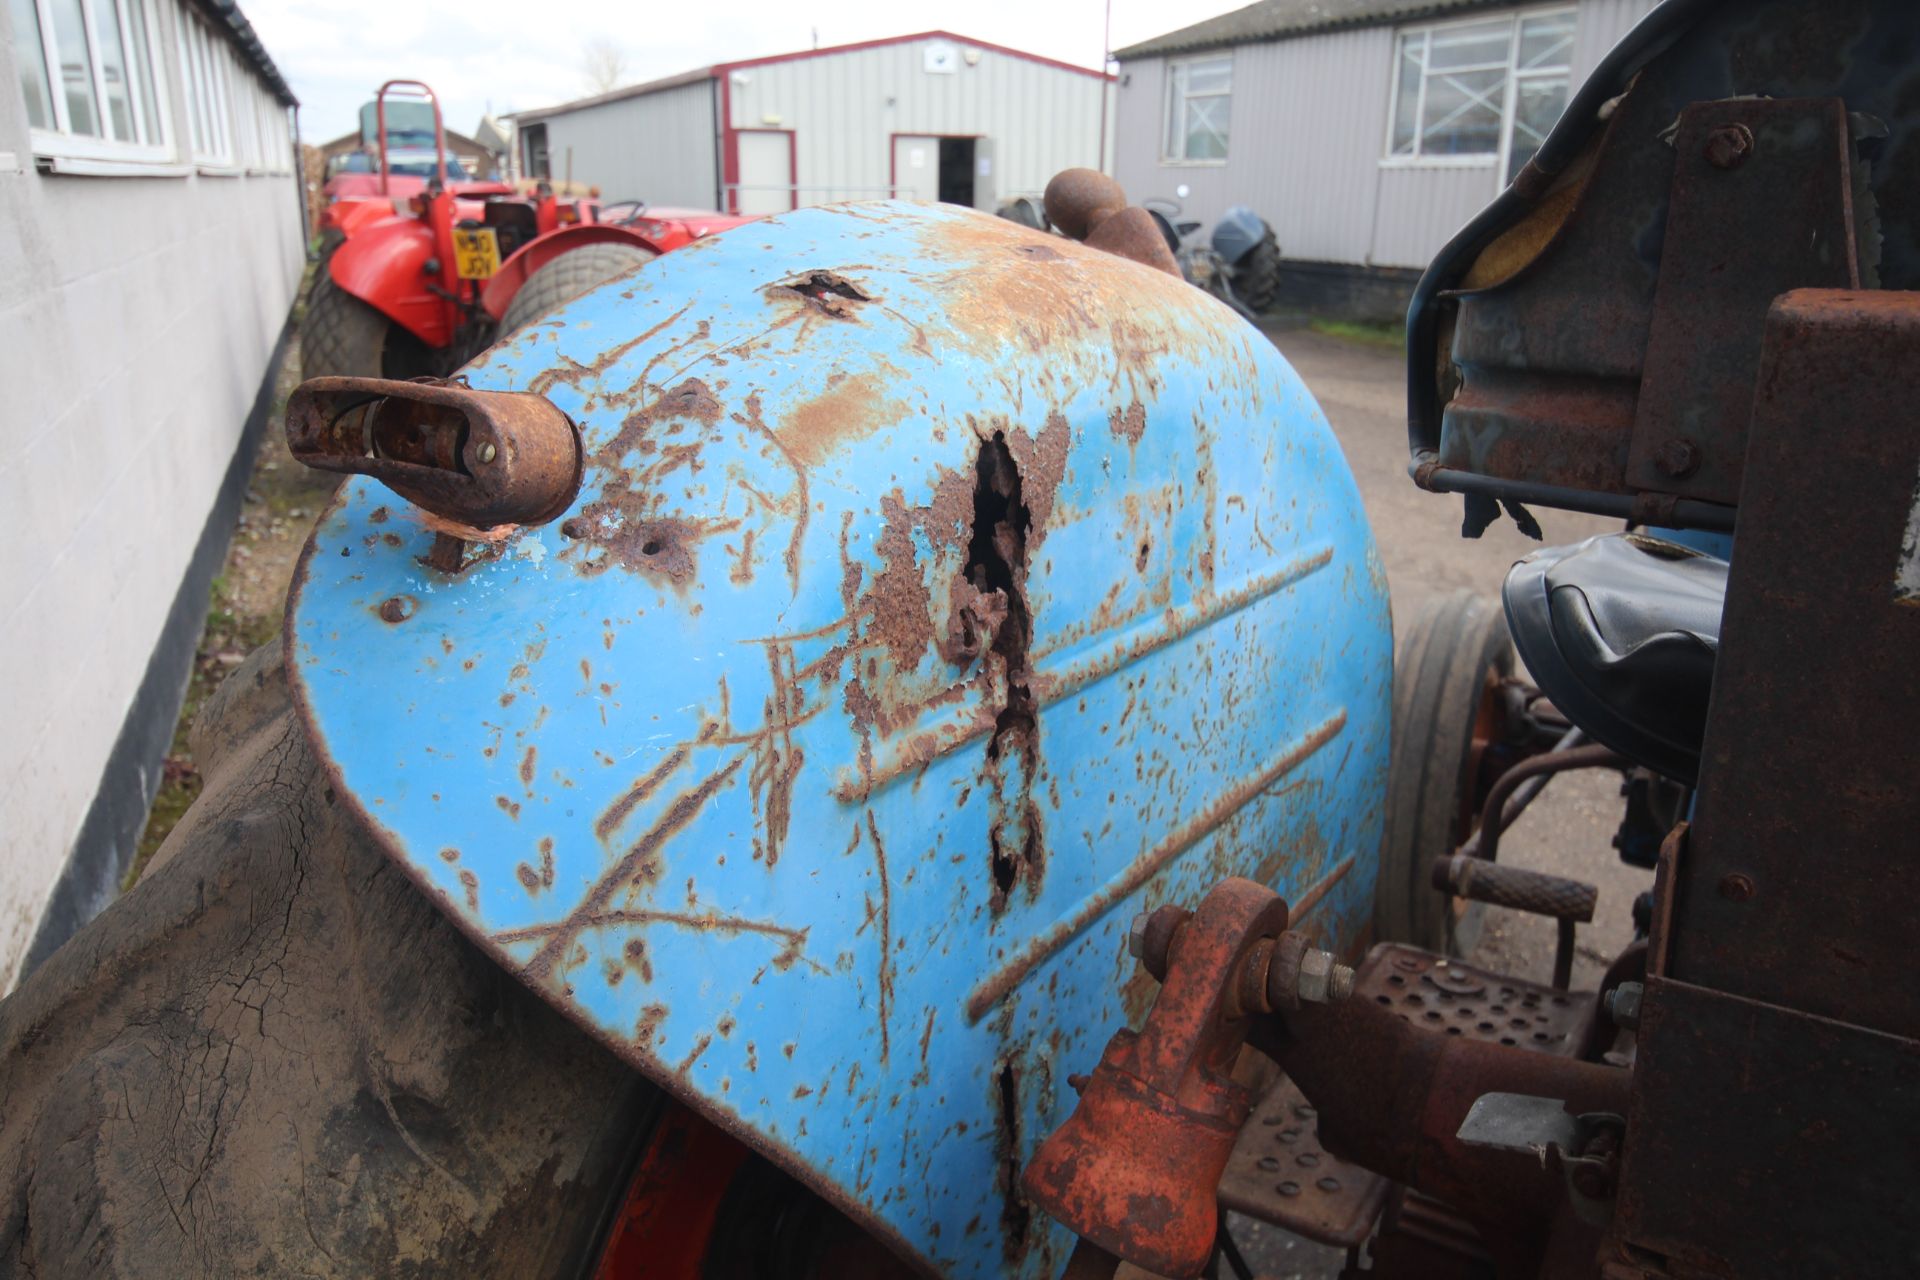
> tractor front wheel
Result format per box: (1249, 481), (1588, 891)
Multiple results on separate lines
(500, 242), (658, 336)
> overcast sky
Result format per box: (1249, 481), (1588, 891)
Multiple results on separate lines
(244, 0), (1249, 142)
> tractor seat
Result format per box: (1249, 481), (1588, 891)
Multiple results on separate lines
(1502, 533), (1727, 785)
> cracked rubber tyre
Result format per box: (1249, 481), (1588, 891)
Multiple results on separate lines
(1231, 229), (1281, 314)
(0, 641), (658, 1277)
(302, 268), (437, 380)
(1375, 590), (1514, 956)
(500, 242), (657, 336)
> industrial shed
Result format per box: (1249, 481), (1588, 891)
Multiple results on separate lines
(1, 0), (303, 985)
(1113, 0), (1658, 319)
(513, 31), (1115, 216)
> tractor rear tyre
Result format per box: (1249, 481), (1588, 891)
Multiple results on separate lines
(0, 640), (911, 1278)
(1375, 590), (1515, 956)
(1232, 228), (1282, 314)
(302, 268), (437, 380)
(500, 242), (657, 336)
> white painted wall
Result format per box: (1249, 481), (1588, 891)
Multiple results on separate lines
(725, 37), (1115, 207)
(537, 77), (719, 208)
(0, 0), (303, 986)
(1114, 0), (1659, 270)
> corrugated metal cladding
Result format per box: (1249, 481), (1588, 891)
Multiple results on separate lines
(1113, 0), (1657, 270)
(726, 38), (1114, 205)
(540, 79), (718, 207)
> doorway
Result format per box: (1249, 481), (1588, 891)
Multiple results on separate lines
(936, 138), (975, 205)
(891, 135), (983, 207)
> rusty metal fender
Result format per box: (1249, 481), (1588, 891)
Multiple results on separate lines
(284, 201), (1392, 1277)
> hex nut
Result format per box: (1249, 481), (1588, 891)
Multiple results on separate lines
(1127, 911), (1151, 961)
(1296, 949), (1356, 1004)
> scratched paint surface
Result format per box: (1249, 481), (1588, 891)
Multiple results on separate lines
(286, 202), (1392, 1277)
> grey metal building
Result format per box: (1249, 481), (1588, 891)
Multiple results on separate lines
(1113, 0), (1657, 318)
(512, 31), (1115, 216)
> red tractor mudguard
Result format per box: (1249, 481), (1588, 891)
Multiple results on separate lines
(320, 196), (401, 241)
(327, 213), (451, 347)
(481, 223), (664, 321)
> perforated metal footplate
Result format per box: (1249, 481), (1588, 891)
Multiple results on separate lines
(1217, 1073), (1390, 1247)
(1219, 944), (1596, 1244)
(1363, 943), (1591, 1054)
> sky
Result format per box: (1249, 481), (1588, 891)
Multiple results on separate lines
(243, 0), (1251, 142)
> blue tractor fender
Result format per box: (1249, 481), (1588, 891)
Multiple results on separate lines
(285, 201), (1392, 1278)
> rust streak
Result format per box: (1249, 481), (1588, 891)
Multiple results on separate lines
(865, 809), (893, 1063)
(527, 298), (694, 397)
(962, 708), (1348, 1023)
(526, 756), (745, 978)
(595, 742), (693, 840)
(494, 905), (825, 975)
(1285, 855), (1358, 924)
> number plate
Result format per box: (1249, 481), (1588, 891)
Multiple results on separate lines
(452, 227), (501, 280)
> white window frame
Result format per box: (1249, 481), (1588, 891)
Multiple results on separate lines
(1162, 53), (1232, 166)
(179, 7), (237, 169)
(1381, 5), (1576, 176)
(23, 0), (175, 165)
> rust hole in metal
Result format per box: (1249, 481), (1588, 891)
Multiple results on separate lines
(967, 431), (1045, 914)
(376, 595), (417, 623)
(767, 269), (872, 319)
(995, 1059), (1032, 1261)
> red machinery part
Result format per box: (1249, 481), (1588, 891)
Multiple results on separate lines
(1021, 879), (1288, 1278)
(326, 213), (450, 347)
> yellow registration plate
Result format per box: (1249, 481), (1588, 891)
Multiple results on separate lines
(452, 227), (501, 280)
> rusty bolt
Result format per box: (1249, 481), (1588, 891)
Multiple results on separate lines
(1606, 981), (1644, 1031)
(1704, 123), (1754, 170)
(1654, 438), (1701, 479)
(1718, 872), (1756, 903)
(1127, 912), (1151, 961)
(1295, 948), (1356, 1005)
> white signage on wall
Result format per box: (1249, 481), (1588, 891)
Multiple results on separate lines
(924, 43), (958, 73)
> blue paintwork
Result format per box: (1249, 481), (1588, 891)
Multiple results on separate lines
(286, 202), (1392, 1277)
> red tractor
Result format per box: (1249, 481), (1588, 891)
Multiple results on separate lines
(305, 80), (753, 380)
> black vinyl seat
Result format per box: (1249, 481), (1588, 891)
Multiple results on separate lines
(1502, 533), (1727, 785)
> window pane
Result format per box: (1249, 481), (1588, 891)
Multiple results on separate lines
(1185, 95), (1229, 160)
(1519, 12), (1576, 70)
(1390, 31), (1423, 154)
(10, 0), (54, 128)
(1185, 56), (1230, 95)
(1421, 67), (1503, 155)
(123, 0), (161, 143)
(1427, 18), (1510, 71)
(94, 0), (135, 140)
(49, 0), (100, 135)
(1508, 73), (1570, 179)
